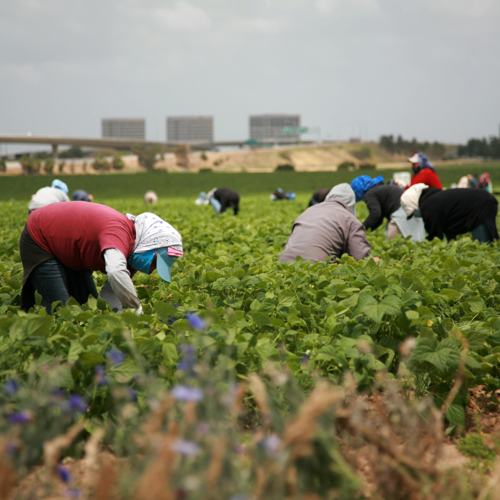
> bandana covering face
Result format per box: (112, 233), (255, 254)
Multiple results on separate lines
(350, 175), (385, 202)
(324, 183), (357, 216)
(400, 183), (429, 217)
(126, 212), (183, 254)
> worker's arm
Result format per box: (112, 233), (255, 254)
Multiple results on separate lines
(362, 191), (383, 230)
(347, 222), (372, 261)
(102, 248), (143, 314)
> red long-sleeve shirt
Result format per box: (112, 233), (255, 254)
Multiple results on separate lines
(407, 169), (443, 190)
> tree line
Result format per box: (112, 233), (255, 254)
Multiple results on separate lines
(379, 134), (500, 160)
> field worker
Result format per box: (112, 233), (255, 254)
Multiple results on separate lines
(271, 188), (296, 201)
(349, 174), (425, 241)
(72, 190), (94, 202)
(478, 173), (493, 192)
(144, 191), (158, 205)
(207, 187), (240, 216)
(195, 192), (208, 205)
(279, 183), (371, 264)
(407, 152), (443, 189)
(19, 202), (183, 314)
(401, 184), (499, 243)
(308, 188), (330, 207)
(28, 179), (69, 213)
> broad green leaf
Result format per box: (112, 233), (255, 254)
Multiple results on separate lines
(446, 403), (465, 426)
(68, 341), (83, 363)
(26, 317), (53, 338)
(278, 292), (296, 307)
(439, 289), (463, 301)
(79, 351), (106, 367)
(162, 342), (178, 363)
(154, 301), (178, 319)
(248, 311), (273, 327)
(443, 257), (461, 276)
(109, 359), (139, 383)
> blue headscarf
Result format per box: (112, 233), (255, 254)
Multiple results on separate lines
(350, 175), (384, 202)
(416, 153), (435, 172)
(51, 179), (68, 194)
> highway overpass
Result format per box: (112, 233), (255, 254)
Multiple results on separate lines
(0, 134), (313, 157)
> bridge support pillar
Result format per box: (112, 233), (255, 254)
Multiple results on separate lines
(52, 143), (58, 160)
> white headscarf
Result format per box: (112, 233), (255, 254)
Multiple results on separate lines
(324, 183), (356, 216)
(400, 184), (429, 217)
(126, 212), (183, 253)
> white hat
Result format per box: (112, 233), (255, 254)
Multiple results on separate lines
(408, 153), (419, 164)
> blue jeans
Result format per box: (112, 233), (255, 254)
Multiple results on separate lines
(29, 259), (97, 313)
(472, 222), (493, 244)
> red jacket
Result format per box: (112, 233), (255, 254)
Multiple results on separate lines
(407, 168), (443, 190)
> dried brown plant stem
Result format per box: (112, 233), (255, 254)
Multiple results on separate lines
(206, 437), (227, 495)
(0, 440), (16, 500)
(43, 421), (86, 481)
(248, 374), (271, 426)
(82, 428), (105, 493)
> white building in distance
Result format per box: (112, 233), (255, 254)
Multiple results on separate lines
(167, 116), (213, 144)
(249, 114), (301, 143)
(101, 119), (146, 140)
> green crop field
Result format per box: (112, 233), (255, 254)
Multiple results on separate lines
(1, 161), (499, 201)
(1, 191), (500, 498)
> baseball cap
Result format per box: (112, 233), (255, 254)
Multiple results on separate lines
(407, 153), (419, 164)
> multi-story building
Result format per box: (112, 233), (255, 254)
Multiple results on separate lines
(167, 116), (213, 143)
(101, 119), (146, 140)
(249, 114), (301, 143)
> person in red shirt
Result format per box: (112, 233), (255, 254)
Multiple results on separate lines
(19, 202), (183, 314)
(406, 152), (443, 190)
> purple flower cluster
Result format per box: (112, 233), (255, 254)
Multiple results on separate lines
(61, 395), (87, 416)
(177, 344), (196, 375)
(3, 379), (19, 396)
(171, 439), (200, 457)
(57, 464), (72, 483)
(8, 410), (32, 424)
(187, 313), (206, 331)
(106, 348), (126, 366)
(257, 434), (281, 457)
(94, 365), (107, 386)
(171, 385), (204, 402)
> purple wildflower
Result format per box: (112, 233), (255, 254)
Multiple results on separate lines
(171, 385), (204, 402)
(171, 439), (200, 457)
(187, 313), (206, 331)
(106, 348), (126, 366)
(196, 422), (210, 435)
(6, 441), (18, 455)
(233, 444), (247, 455)
(257, 434), (281, 457)
(127, 388), (138, 401)
(57, 464), (72, 484)
(177, 344), (196, 375)
(300, 355), (310, 366)
(94, 365), (107, 386)
(64, 488), (82, 498)
(8, 410), (32, 424)
(3, 379), (19, 396)
(61, 395), (88, 415)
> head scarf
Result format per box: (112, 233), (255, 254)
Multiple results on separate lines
(126, 212), (183, 253)
(52, 179), (69, 194)
(350, 175), (384, 202)
(400, 183), (429, 217)
(325, 183), (356, 216)
(408, 152), (435, 174)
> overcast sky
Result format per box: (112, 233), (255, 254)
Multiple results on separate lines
(1, 0), (499, 148)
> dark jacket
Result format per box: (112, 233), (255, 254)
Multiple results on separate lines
(214, 188), (240, 215)
(363, 184), (404, 230)
(419, 187), (499, 241)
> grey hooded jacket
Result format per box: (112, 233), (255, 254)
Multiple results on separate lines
(279, 184), (371, 264)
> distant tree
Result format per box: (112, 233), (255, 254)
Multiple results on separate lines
(379, 135), (395, 153)
(0, 157), (6, 173)
(20, 155), (41, 175)
(379, 134), (446, 159)
(92, 154), (110, 172)
(43, 157), (55, 174)
(58, 161), (66, 174)
(59, 146), (85, 159)
(457, 136), (500, 159)
(132, 143), (162, 170)
(112, 155), (125, 170)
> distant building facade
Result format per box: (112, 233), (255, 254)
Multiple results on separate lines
(167, 116), (213, 143)
(101, 119), (145, 140)
(249, 114), (301, 143)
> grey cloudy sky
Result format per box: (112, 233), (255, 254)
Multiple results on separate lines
(1, 0), (499, 146)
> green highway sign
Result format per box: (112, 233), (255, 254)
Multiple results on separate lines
(281, 126), (309, 135)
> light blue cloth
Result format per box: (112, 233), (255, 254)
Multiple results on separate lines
(51, 179), (68, 194)
(390, 207), (426, 242)
(210, 196), (221, 216)
(350, 175), (384, 202)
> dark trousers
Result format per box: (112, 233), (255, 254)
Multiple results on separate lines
(472, 222), (494, 244)
(28, 259), (97, 313)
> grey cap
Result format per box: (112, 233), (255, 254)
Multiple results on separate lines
(324, 183), (356, 216)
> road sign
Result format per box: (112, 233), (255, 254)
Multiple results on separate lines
(281, 126), (309, 135)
